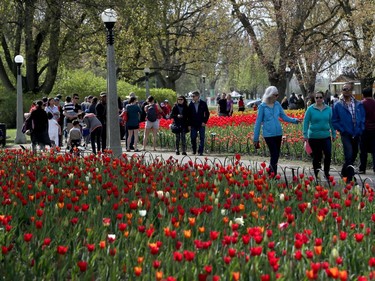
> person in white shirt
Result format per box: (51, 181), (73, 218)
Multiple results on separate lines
(47, 112), (61, 148)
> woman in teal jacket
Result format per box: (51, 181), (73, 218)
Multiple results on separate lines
(303, 91), (336, 178)
(254, 86), (301, 175)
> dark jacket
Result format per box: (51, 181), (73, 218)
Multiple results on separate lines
(95, 102), (106, 126)
(29, 107), (49, 133)
(187, 100), (210, 128)
(170, 103), (189, 130)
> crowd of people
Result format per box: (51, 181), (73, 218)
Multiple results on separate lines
(23, 90), (210, 156)
(254, 82), (374, 183)
(22, 82), (375, 183)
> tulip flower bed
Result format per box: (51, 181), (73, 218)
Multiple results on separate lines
(150, 110), (346, 164)
(0, 149), (374, 280)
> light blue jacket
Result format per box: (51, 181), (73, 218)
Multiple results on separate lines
(253, 101), (298, 142)
(303, 104), (336, 139)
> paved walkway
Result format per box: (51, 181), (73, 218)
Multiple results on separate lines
(3, 143), (375, 190)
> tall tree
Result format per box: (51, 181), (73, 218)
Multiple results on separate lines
(0, 0), (99, 94)
(336, 0), (375, 88)
(229, 0), (345, 98)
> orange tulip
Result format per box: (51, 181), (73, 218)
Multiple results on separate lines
(306, 269), (316, 280)
(99, 241), (106, 249)
(188, 217), (196, 226)
(232, 271), (240, 281)
(328, 267), (339, 278)
(155, 271), (163, 281)
(339, 270), (348, 281)
(314, 246), (322, 255)
(199, 226), (205, 233)
(134, 266), (142, 276)
(184, 229), (192, 238)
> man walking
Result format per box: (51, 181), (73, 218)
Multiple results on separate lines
(332, 82), (365, 182)
(187, 91), (210, 156)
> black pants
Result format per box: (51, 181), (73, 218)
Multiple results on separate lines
(90, 127), (102, 154)
(264, 135), (282, 175)
(124, 124), (135, 149)
(359, 130), (375, 172)
(308, 137), (332, 177)
(340, 133), (359, 182)
(175, 131), (187, 153)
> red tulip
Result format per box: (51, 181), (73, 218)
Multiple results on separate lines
(77, 261), (88, 272)
(57, 245), (68, 255)
(354, 233), (364, 242)
(183, 250), (195, 261)
(24, 233), (33, 242)
(173, 251), (183, 262)
(86, 244), (95, 252)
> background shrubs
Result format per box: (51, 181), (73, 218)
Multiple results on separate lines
(0, 69), (176, 128)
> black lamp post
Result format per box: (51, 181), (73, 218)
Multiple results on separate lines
(14, 55), (26, 144)
(101, 8), (122, 157)
(144, 67), (150, 98)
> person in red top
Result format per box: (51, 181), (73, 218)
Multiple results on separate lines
(163, 100), (172, 118)
(359, 87), (375, 174)
(238, 96), (245, 112)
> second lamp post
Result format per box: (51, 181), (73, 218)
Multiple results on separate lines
(101, 8), (122, 157)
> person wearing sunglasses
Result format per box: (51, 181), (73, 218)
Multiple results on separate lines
(253, 86), (302, 176)
(170, 95), (189, 155)
(303, 91), (336, 179)
(332, 82), (365, 182)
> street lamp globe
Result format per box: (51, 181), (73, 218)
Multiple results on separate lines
(144, 67), (150, 75)
(15, 55), (24, 65)
(101, 8), (117, 23)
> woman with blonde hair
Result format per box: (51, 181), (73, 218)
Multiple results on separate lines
(253, 86), (301, 175)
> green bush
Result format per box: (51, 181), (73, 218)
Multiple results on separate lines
(0, 89), (17, 128)
(52, 69), (177, 103)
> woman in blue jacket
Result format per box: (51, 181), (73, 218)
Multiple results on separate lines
(254, 86), (301, 175)
(303, 91), (336, 179)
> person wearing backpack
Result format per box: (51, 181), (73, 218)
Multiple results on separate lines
(142, 96), (164, 151)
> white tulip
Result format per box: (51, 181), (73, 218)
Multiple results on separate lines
(234, 216), (244, 226)
(221, 209), (228, 216)
(139, 210), (147, 217)
(279, 193), (285, 201)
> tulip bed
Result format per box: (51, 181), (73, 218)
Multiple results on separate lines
(150, 110), (347, 164)
(0, 149), (374, 280)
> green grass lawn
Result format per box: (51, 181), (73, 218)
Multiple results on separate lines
(3, 128), (29, 146)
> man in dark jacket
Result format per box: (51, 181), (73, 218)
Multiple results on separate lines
(187, 91), (210, 156)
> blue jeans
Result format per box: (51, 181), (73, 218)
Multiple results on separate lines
(264, 135), (282, 175)
(190, 126), (206, 154)
(340, 133), (359, 181)
(308, 137), (332, 177)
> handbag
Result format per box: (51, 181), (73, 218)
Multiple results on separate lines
(120, 111), (128, 122)
(304, 140), (312, 155)
(170, 123), (181, 134)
